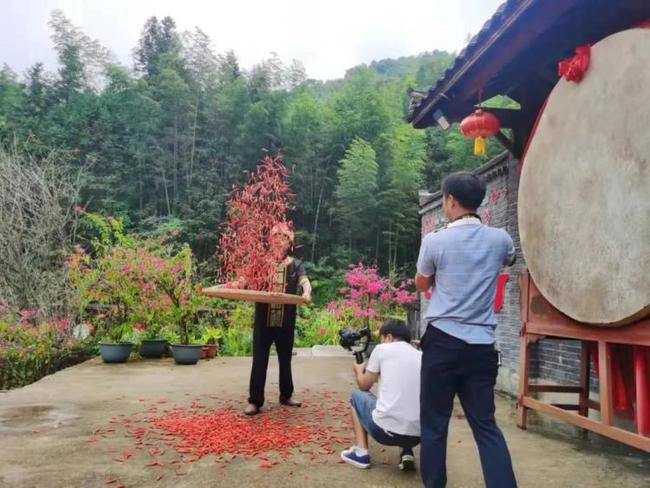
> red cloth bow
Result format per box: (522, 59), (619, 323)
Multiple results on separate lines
(558, 45), (591, 82)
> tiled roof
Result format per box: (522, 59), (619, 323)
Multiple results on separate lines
(407, 0), (527, 124)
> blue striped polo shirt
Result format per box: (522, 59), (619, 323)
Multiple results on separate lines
(416, 217), (515, 344)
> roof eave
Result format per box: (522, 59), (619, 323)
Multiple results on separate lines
(410, 0), (536, 128)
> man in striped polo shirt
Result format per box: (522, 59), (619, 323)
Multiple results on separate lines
(415, 172), (517, 488)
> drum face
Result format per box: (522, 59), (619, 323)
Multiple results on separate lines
(518, 28), (650, 326)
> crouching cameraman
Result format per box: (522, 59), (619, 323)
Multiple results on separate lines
(341, 319), (422, 471)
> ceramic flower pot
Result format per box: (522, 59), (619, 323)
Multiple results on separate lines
(201, 343), (218, 359)
(170, 344), (202, 365)
(139, 339), (168, 358)
(99, 342), (133, 363)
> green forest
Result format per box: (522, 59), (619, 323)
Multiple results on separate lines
(0, 11), (501, 277)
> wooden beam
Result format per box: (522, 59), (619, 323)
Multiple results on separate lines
(588, 399), (600, 411)
(482, 107), (523, 129)
(517, 272), (531, 430)
(551, 404), (581, 411)
(523, 320), (650, 346)
(521, 397), (650, 452)
(579, 341), (591, 417)
(494, 130), (515, 155)
(528, 385), (583, 393)
(517, 327), (531, 430)
(598, 341), (614, 426)
(428, 105), (525, 129)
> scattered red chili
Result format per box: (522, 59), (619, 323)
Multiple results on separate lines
(88, 391), (353, 484)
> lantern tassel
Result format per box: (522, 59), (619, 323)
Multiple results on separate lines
(474, 136), (486, 156)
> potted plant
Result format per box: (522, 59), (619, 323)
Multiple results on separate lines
(98, 322), (135, 363)
(81, 246), (142, 364)
(136, 320), (168, 359)
(68, 241), (136, 364)
(160, 329), (180, 357)
(145, 245), (203, 365)
(200, 326), (222, 359)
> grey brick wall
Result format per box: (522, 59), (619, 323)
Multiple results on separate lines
(419, 153), (583, 394)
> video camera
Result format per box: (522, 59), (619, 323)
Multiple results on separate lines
(338, 327), (371, 364)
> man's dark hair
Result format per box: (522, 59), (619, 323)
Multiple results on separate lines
(441, 171), (486, 210)
(379, 319), (411, 342)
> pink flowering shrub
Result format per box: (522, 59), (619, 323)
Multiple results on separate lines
(67, 231), (203, 344)
(327, 263), (417, 332)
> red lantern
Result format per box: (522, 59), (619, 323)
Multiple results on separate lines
(459, 109), (500, 156)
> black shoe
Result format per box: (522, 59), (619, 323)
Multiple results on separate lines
(244, 403), (260, 416)
(399, 448), (415, 471)
(280, 397), (302, 407)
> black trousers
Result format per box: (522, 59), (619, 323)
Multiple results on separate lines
(248, 322), (295, 407)
(420, 326), (517, 488)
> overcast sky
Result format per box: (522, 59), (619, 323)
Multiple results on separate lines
(2, 0), (503, 81)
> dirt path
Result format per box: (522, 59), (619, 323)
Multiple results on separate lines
(0, 355), (648, 487)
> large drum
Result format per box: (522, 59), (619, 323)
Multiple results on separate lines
(518, 28), (650, 326)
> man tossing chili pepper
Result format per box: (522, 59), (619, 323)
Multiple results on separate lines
(235, 222), (312, 416)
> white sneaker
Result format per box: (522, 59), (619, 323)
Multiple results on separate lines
(399, 448), (415, 471)
(340, 446), (371, 469)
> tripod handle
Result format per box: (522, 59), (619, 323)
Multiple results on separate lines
(354, 351), (364, 364)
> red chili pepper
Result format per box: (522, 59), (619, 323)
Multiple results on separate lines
(89, 391), (357, 480)
(217, 153), (296, 291)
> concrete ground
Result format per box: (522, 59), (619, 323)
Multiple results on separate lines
(0, 354), (649, 488)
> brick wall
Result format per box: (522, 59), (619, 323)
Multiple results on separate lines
(419, 153), (583, 395)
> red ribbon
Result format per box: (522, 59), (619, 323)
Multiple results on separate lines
(558, 45), (591, 83)
(493, 273), (510, 313)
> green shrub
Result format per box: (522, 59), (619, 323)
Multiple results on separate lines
(295, 306), (340, 347)
(219, 302), (253, 356)
(302, 261), (344, 308)
(0, 309), (93, 390)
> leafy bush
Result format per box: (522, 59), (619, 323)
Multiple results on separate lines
(0, 307), (93, 390)
(302, 260), (344, 308)
(219, 302), (253, 356)
(295, 306), (340, 347)
(68, 212), (214, 344)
